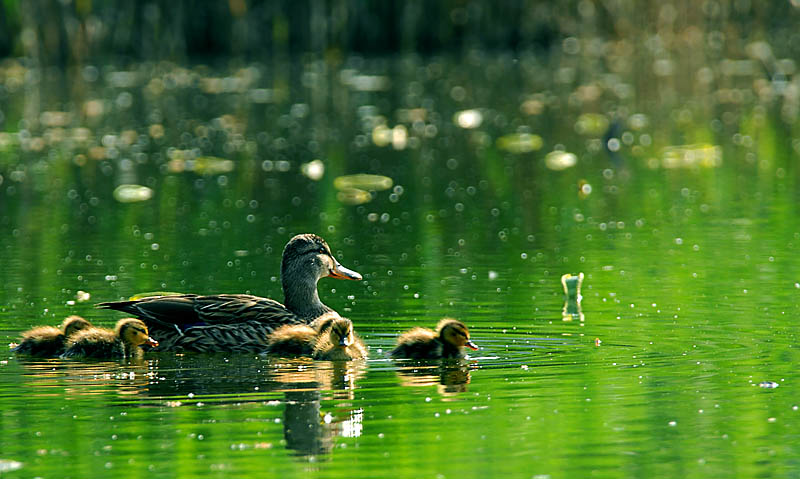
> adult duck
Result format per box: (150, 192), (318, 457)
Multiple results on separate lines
(11, 315), (93, 357)
(390, 318), (478, 359)
(96, 234), (362, 352)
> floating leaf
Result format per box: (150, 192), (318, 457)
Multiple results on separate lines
(113, 184), (153, 203)
(661, 144), (721, 169)
(574, 113), (609, 136)
(497, 133), (543, 153)
(545, 151), (578, 170)
(334, 174), (393, 191)
(340, 71), (391, 91)
(193, 156), (235, 175)
(337, 188), (372, 205)
(167, 156), (234, 175)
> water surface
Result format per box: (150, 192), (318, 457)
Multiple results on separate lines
(2, 18), (800, 479)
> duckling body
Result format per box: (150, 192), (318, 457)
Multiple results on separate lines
(264, 324), (318, 356)
(391, 318), (478, 360)
(312, 317), (368, 360)
(265, 316), (367, 360)
(96, 234), (361, 352)
(61, 318), (158, 360)
(12, 316), (92, 357)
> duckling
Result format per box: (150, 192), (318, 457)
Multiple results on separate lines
(390, 318), (478, 359)
(11, 315), (93, 357)
(312, 317), (367, 360)
(264, 324), (318, 356)
(265, 316), (368, 360)
(61, 318), (158, 359)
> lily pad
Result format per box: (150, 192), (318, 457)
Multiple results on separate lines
(334, 174), (393, 191)
(661, 144), (721, 169)
(113, 184), (153, 203)
(575, 113), (609, 136)
(497, 133), (543, 153)
(545, 151), (578, 171)
(336, 188), (373, 205)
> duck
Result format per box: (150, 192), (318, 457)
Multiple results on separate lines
(390, 318), (478, 359)
(312, 317), (368, 360)
(11, 315), (93, 357)
(61, 318), (159, 359)
(95, 234), (362, 353)
(265, 315), (368, 360)
(264, 324), (318, 356)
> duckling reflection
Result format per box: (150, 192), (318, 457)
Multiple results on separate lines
(16, 358), (153, 398)
(140, 353), (365, 459)
(395, 362), (472, 395)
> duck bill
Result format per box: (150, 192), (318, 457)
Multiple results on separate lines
(339, 335), (352, 347)
(465, 340), (479, 351)
(144, 336), (159, 348)
(328, 260), (362, 281)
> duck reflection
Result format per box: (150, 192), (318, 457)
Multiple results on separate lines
(15, 356), (153, 397)
(14, 351), (366, 459)
(395, 360), (472, 395)
(143, 354), (365, 458)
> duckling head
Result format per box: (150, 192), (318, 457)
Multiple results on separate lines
(61, 315), (92, 337)
(437, 318), (478, 351)
(328, 318), (355, 348)
(116, 318), (159, 348)
(282, 234), (362, 286)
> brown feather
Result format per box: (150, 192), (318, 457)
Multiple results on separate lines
(94, 234), (361, 352)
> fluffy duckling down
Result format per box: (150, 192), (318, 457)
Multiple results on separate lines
(312, 317), (368, 360)
(11, 315), (93, 357)
(265, 316), (367, 360)
(390, 318), (478, 359)
(61, 318), (158, 359)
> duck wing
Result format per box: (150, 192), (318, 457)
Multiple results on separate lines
(97, 293), (300, 330)
(150, 320), (278, 353)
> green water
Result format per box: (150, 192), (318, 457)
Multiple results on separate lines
(3, 15), (800, 479)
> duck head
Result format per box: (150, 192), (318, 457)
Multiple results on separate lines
(281, 234), (361, 317)
(437, 318), (478, 351)
(116, 318), (159, 349)
(282, 234), (362, 282)
(328, 318), (355, 348)
(61, 315), (92, 337)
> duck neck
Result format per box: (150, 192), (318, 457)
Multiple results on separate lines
(282, 271), (331, 319)
(438, 336), (461, 358)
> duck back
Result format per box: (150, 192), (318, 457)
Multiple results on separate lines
(98, 295), (304, 352)
(62, 328), (125, 359)
(264, 324), (317, 356)
(12, 326), (66, 357)
(391, 327), (452, 359)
